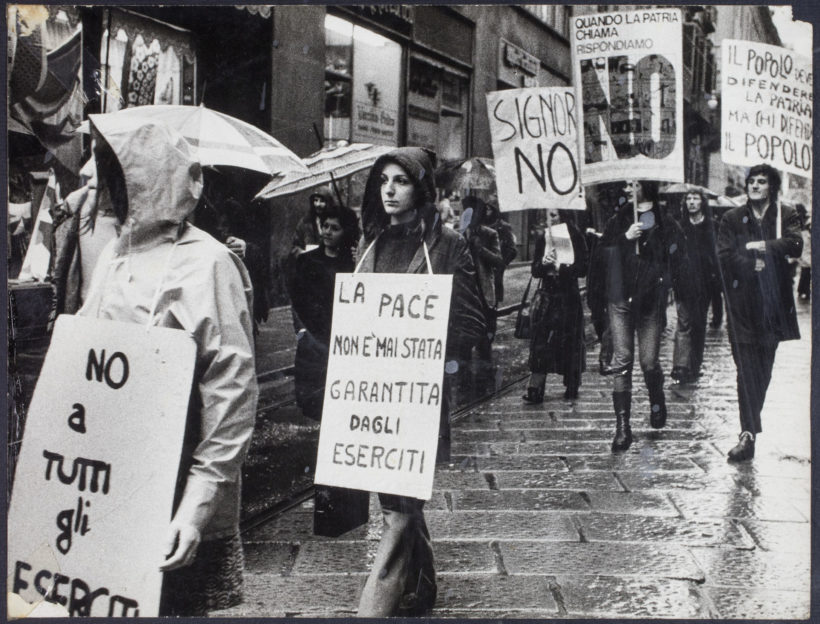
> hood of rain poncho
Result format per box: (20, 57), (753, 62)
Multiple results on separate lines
(361, 146), (438, 241)
(88, 114), (203, 247)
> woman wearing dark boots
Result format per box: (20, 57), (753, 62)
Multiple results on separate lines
(600, 181), (686, 452)
(523, 209), (588, 403)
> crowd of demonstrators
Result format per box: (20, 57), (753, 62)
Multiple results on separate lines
(717, 164), (803, 462)
(599, 181), (687, 453)
(354, 147), (486, 617)
(671, 190), (721, 384)
(78, 116), (258, 616)
(523, 209), (588, 403)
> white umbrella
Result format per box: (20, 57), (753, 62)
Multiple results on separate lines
(78, 105), (308, 177)
(254, 143), (395, 200)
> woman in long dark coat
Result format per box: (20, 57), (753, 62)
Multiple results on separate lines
(354, 147), (485, 617)
(523, 209), (588, 403)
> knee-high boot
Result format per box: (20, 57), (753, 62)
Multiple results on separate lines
(644, 369), (667, 429)
(611, 391), (633, 452)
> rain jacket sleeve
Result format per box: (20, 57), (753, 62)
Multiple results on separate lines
(172, 247), (258, 534)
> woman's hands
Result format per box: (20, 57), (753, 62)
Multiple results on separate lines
(625, 223), (643, 241)
(160, 521), (202, 571)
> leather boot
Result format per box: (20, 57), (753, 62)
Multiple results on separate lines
(645, 369), (667, 429)
(522, 386), (544, 404)
(611, 391), (633, 452)
(727, 431), (755, 462)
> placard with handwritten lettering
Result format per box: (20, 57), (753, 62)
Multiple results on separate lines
(7, 315), (196, 617)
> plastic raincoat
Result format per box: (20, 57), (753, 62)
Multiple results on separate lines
(78, 115), (258, 542)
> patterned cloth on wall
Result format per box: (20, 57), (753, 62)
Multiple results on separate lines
(126, 35), (160, 107)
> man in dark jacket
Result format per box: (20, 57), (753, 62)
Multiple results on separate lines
(717, 164), (802, 462)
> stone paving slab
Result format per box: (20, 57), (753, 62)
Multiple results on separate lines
(431, 470), (491, 489)
(691, 546), (811, 591)
(565, 454), (699, 472)
(446, 454), (569, 472)
(739, 518), (812, 553)
(500, 542), (705, 581)
(583, 490), (680, 517)
(491, 470), (623, 491)
(450, 489), (589, 511)
(425, 511), (580, 541)
(706, 587), (810, 619)
(291, 540), (371, 575)
(555, 575), (711, 618)
(434, 541), (499, 573)
(668, 490), (807, 523)
(614, 469), (739, 492)
(435, 574), (559, 612)
(575, 513), (755, 549)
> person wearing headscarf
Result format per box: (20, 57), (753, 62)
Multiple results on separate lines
(291, 189), (335, 255)
(717, 164), (802, 462)
(354, 147), (485, 617)
(600, 180), (686, 453)
(78, 115), (257, 616)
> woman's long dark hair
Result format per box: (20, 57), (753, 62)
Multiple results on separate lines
(320, 203), (360, 263)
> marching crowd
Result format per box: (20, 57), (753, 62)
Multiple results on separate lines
(44, 115), (807, 616)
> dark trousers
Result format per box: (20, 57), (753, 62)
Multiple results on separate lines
(673, 296), (709, 374)
(730, 341), (778, 435)
(709, 278), (724, 325)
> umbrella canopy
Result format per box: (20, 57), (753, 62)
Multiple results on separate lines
(435, 157), (496, 194)
(660, 182), (718, 198)
(709, 195), (743, 208)
(254, 142), (394, 200)
(78, 105), (308, 177)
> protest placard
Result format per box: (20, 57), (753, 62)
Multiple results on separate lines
(486, 87), (585, 212)
(8, 315), (196, 617)
(721, 39), (812, 178)
(572, 8), (684, 184)
(314, 273), (453, 500)
(542, 223), (575, 266)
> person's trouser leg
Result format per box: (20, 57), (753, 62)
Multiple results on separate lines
(730, 341), (778, 435)
(636, 292), (665, 426)
(672, 299), (694, 372)
(608, 300), (634, 393)
(709, 279), (723, 326)
(690, 296), (710, 374)
(357, 495), (433, 617)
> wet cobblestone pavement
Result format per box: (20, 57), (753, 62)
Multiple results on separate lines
(215, 291), (811, 619)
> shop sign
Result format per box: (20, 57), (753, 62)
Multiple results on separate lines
(504, 41), (539, 76)
(314, 272), (453, 500)
(721, 39), (812, 178)
(8, 315), (195, 617)
(487, 86), (585, 212)
(347, 5), (414, 37)
(353, 100), (399, 145)
(571, 8), (684, 184)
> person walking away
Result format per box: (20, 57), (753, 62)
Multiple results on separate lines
(354, 147), (485, 617)
(78, 116), (258, 616)
(523, 209), (588, 403)
(671, 190), (720, 383)
(717, 164), (802, 461)
(483, 193), (518, 304)
(601, 180), (687, 452)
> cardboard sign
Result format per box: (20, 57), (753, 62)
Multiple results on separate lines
(314, 273), (453, 500)
(486, 87), (585, 212)
(572, 8), (684, 184)
(721, 39), (812, 178)
(542, 223), (575, 266)
(8, 315), (196, 617)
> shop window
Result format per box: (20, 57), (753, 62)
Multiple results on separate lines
(407, 56), (467, 161)
(323, 14), (401, 147)
(99, 9), (196, 112)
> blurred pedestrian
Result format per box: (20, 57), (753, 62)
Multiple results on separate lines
(671, 190), (720, 384)
(355, 146), (485, 617)
(483, 194), (518, 304)
(586, 225), (612, 374)
(601, 180), (686, 452)
(79, 116), (257, 616)
(795, 203), (811, 301)
(291, 189), (335, 255)
(522, 209), (588, 403)
(717, 164), (803, 462)
(287, 203), (360, 422)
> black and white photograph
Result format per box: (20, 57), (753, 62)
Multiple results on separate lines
(6, 3), (815, 619)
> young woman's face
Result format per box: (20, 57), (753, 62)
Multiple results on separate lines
(623, 181), (645, 204)
(321, 216), (344, 250)
(746, 174), (771, 203)
(684, 193), (703, 214)
(380, 163), (417, 222)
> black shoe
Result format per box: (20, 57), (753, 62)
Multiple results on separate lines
(645, 370), (667, 429)
(611, 391), (632, 452)
(522, 387), (544, 404)
(397, 581), (437, 617)
(670, 367), (690, 383)
(727, 432), (755, 462)
(563, 386), (579, 400)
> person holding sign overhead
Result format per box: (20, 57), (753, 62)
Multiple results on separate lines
(354, 147), (485, 617)
(78, 116), (258, 615)
(523, 209), (588, 403)
(717, 164), (802, 462)
(600, 180), (686, 453)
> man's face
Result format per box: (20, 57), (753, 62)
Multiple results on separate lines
(746, 174), (770, 203)
(684, 193), (703, 214)
(312, 196), (327, 212)
(623, 181), (644, 204)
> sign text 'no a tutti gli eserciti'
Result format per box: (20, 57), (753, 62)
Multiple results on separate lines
(486, 86), (586, 212)
(721, 39), (812, 178)
(8, 315), (196, 617)
(572, 8), (684, 184)
(314, 273), (453, 500)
